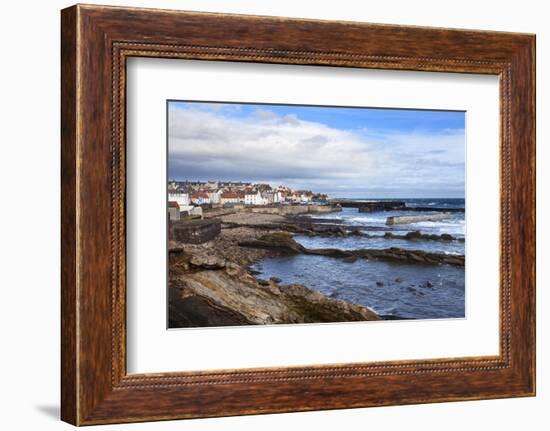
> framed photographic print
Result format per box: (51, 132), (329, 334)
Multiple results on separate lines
(61, 4), (536, 425)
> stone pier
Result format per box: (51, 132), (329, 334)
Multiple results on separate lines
(331, 200), (406, 212)
(386, 213), (451, 225)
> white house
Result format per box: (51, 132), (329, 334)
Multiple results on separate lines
(262, 191), (280, 204)
(245, 190), (267, 206)
(238, 191), (247, 204)
(190, 192), (210, 205)
(220, 191), (240, 205)
(207, 190), (221, 204)
(168, 201), (180, 221)
(168, 191), (190, 208)
(289, 192), (301, 203)
(206, 180), (219, 190)
(300, 192), (313, 203)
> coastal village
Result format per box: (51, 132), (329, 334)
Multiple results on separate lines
(168, 180), (329, 221)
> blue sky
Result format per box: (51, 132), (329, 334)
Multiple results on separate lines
(168, 101), (465, 198)
(172, 101), (464, 135)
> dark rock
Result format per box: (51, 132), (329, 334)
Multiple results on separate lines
(380, 230), (458, 242)
(342, 255), (358, 263)
(405, 230), (422, 240)
(376, 281), (384, 286)
(395, 277), (403, 283)
(282, 223), (310, 234)
(258, 279), (270, 286)
(238, 231), (306, 253)
(168, 247), (184, 254)
(408, 252), (426, 263)
(425, 280), (434, 288)
(240, 230), (464, 266)
(270, 276), (282, 284)
(381, 314), (411, 320)
(306, 248), (353, 258)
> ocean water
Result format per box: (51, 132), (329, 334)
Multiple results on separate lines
(251, 255), (465, 319)
(251, 198), (466, 320)
(312, 198), (465, 237)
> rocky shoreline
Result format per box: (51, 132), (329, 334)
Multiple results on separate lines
(168, 210), (464, 327)
(168, 228), (380, 327)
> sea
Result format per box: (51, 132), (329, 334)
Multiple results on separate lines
(250, 198), (465, 320)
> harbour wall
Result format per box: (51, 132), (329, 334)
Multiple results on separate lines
(247, 205), (341, 216)
(170, 219), (221, 244)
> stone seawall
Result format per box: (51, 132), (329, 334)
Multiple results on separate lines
(332, 200), (406, 211)
(386, 213), (451, 225)
(357, 201), (406, 212)
(170, 219), (221, 244)
(247, 205), (341, 216)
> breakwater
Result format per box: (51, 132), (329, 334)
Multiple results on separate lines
(247, 204), (341, 216)
(386, 213), (451, 225)
(332, 200), (406, 212)
(331, 199), (464, 213)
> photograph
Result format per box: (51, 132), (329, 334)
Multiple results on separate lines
(167, 101), (466, 328)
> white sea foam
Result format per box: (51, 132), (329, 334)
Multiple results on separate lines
(348, 216), (386, 224)
(412, 219), (465, 236)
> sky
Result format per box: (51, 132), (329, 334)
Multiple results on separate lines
(168, 101), (465, 198)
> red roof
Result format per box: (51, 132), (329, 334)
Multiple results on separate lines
(168, 201), (180, 209)
(221, 191), (239, 199)
(191, 192), (209, 199)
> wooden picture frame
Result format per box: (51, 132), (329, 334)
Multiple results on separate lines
(61, 4), (536, 425)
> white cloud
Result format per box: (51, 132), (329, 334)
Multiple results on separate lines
(168, 105), (464, 197)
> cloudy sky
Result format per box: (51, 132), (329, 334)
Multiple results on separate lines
(168, 101), (465, 198)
